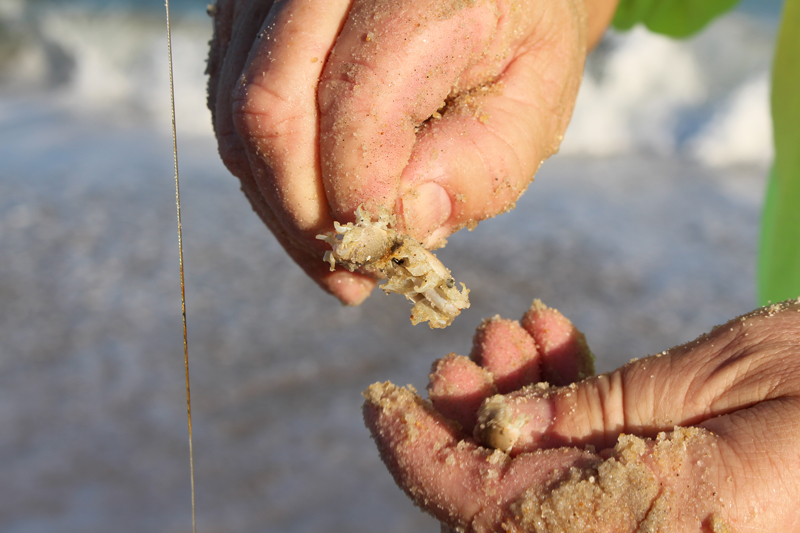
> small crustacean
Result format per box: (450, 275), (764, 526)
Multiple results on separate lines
(316, 206), (470, 329)
(316, 206), (395, 273)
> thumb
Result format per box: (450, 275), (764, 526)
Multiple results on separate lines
(317, 0), (500, 224)
(476, 300), (800, 455)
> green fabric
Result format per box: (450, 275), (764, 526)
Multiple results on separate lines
(612, 0), (800, 303)
(613, 0), (740, 37)
(759, 0), (800, 304)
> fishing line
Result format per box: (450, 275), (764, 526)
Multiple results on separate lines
(164, 1), (197, 531)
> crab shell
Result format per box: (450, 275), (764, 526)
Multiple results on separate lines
(317, 207), (397, 271)
(316, 205), (469, 328)
(382, 241), (469, 326)
(332, 224), (394, 267)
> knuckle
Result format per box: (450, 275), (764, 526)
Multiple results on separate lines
(232, 80), (305, 150)
(318, 60), (383, 115)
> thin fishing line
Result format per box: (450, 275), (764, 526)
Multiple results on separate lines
(164, 1), (197, 531)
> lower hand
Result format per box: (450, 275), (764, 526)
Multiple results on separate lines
(364, 299), (800, 532)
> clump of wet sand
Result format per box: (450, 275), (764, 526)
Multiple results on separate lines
(508, 427), (724, 532)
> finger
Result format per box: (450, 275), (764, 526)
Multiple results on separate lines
(699, 396), (800, 530)
(398, 3), (587, 246)
(363, 382), (495, 527)
(206, 0), (236, 124)
(236, 168), (377, 305)
(219, 0), (376, 304)
(318, 0), (501, 225)
(212, 0), (274, 177)
(427, 354), (495, 434)
(520, 299), (595, 385)
(430, 306), (590, 439)
(478, 300), (800, 455)
(427, 314), (543, 435)
(363, 381), (594, 531)
(236, 165), (377, 305)
(233, 0), (350, 238)
(469, 316), (540, 393)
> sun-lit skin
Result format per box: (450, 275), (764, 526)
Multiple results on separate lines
(364, 300), (800, 532)
(208, 2), (800, 531)
(207, 0), (618, 305)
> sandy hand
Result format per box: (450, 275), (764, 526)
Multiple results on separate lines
(206, 0), (594, 305)
(363, 299), (800, 532)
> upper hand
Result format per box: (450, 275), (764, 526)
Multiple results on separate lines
(207, 0), (592, 304)
(363, 300), (800, 532)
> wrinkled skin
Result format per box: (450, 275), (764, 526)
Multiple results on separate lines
(207, 3), (800, 530)
(364, 300), (800, 532)
(207, 0), (616, 305)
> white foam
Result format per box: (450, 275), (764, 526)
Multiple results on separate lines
(0, 3), (779, 161)
(1, 5), (214, 137)
(688, 72), (773, 166)
(561, 16), (776, 167)
(561, 28), (706, 156)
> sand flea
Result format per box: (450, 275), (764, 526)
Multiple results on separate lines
(317, 206), (469, 328)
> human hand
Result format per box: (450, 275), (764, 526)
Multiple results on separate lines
(206, 0), (616, 305)
(363, 299), (800, 532)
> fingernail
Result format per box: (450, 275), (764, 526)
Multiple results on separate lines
(475, 393), (553, 454)
(400, 182), (451, 243)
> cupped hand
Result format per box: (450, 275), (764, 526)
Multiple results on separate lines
(363, 299), (800, 532)
(207, 0), (613, 305)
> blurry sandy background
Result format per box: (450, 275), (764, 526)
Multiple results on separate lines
(0, 0), (782, 531)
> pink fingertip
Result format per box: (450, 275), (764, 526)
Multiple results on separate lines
(399, 182), (452, 244)
(325, 270), (376, 306)
(362, 382), (487, 526)
(521, 299), (595, 385)
(427, 354), (495, 435)
(470, 316), (540, 393)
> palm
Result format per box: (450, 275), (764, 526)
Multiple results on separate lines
(364, 300), (800, 532)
